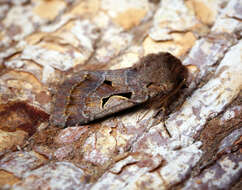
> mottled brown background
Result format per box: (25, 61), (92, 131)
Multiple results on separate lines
(0, 0), (241, 189)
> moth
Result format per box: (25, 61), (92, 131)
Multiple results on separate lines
(50, 52), (188, 128)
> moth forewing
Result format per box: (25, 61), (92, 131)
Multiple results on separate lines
(50, 52), (188, 127)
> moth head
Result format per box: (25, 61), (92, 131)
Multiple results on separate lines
(138, 52), (188, 94)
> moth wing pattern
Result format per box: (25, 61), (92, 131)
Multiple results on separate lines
(50, 53), (188, 127)
(50, 69), (148, 127)
(50, 72), (96, 127)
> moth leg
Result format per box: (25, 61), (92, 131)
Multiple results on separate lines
(154, 91), (173, 115)
(163, 121), (172, 137)
(152, 110), (172, 138)
(144, 111), (172, 138)
(137, 95), (166, 123)
(137, 109), (150, 123)
(153, 78), (187, 118)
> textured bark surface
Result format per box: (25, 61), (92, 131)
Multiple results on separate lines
(0, 0), (241, 190)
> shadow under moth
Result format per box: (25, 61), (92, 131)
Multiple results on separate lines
(50, 52), (188, 128)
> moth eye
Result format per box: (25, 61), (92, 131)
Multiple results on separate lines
(101, 92), (132, 108)
(103, 80), (113, 86)
(146, 82), (153, 88)
(181, 82), (187, 89)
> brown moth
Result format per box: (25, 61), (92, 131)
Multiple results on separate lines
(50, 52), (188, 127)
